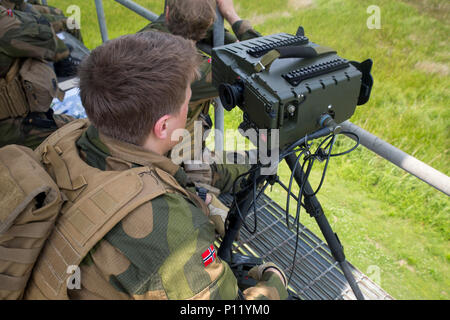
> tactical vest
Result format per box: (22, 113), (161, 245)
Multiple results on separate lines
(0, 58), (64, 121)
(0, 119), (203, 299)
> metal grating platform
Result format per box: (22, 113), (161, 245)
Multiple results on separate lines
(219, 193), (394, 300)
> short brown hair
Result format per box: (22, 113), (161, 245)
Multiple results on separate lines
(167, 0), (216, 41)
(78, 32), (200, 145)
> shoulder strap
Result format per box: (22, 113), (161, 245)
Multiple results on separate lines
(34, 118), (89, 156)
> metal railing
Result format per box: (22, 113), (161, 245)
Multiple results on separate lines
(91, 0), (450, 197)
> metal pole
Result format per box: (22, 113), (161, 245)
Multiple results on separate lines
(94, 0), (109, 43)
(213, 5), (225, 152)
(341, 121), (450, 196)
(114, 0), (159, 22)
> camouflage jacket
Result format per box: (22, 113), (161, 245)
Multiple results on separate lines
(67, 125), (287, 300)
(140, 16), (261, 133)
(0, 111), (73, 149)
(0, 4), (61, 77)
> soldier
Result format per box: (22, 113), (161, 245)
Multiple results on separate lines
(0, 4), (74, 149)
(140, 0), (262, 195)
(24, 31), (288, 300)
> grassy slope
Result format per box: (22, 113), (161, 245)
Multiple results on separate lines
(49, 0), (449, 299)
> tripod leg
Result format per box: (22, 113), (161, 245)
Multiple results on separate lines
(285, 153), (365, 300)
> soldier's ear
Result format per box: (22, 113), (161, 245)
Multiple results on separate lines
(153, 114), (171, 140)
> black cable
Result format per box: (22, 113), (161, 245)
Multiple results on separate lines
(230, 164), (269, 234)
(288, 152), (313, 285)
(225, 130), (360, 287)
(283, 131), (360, 286)
(285, 148), (309, 229)
(329, 131), (360, 157)
(247, 180), (271, 234)
(303, 134), (336, 197)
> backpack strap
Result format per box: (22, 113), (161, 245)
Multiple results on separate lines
(24, 166), (167, 300)
(34, 118), (89, 157)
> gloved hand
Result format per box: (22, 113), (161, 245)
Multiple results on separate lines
(248, 262), (288, 288)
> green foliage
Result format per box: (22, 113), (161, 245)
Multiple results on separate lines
(48, 0), (448, 299)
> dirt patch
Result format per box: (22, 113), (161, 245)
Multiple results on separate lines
(243, 1), (314, 25)
(398, 259), (416, 273)
(415, 61), (449, 76)
(365, 236), (383, 250)
(288, 0), (315, 10)
(400, 0), (450, 22)
(249, 11), (292, 26)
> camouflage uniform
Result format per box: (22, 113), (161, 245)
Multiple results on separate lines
(0, 111), (74, 149)
(140, 16), (261, 193)
(0, 0), (82, 60)
(65, 124), (287, 300)
(0, 5), (74, 149)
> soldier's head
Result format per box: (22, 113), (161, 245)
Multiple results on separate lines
(78, 31), (201, 154)
(165, 0), (216, 42)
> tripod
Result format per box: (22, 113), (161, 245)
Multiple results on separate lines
(218, 124), (365, 300)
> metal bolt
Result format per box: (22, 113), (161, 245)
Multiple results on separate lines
(287, 104), (296, 116)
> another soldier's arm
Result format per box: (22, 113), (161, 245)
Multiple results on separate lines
(217, 0), (262, 41)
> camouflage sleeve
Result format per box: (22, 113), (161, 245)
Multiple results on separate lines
(243, 270), (289, 300)
(0, 5), (58, 62)
(210, 151), (252, 194)
(89, 193), (239, 300)
(72, 191), (288, 300)
(231, 20), (262, 41)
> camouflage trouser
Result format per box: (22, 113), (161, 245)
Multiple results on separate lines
(0, 112), (74, 149)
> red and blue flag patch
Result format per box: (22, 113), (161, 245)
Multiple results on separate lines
(201, 244), (216, 267)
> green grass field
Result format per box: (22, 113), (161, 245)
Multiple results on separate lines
(48, 0), (449, 299)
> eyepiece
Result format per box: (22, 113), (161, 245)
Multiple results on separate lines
(219, 81), (244, 111)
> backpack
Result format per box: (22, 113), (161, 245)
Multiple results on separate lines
(0, 119), (191, 299)
(0, 58), (65, 121)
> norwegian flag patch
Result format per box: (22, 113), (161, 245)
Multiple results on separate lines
(201, 245), (217, 267)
